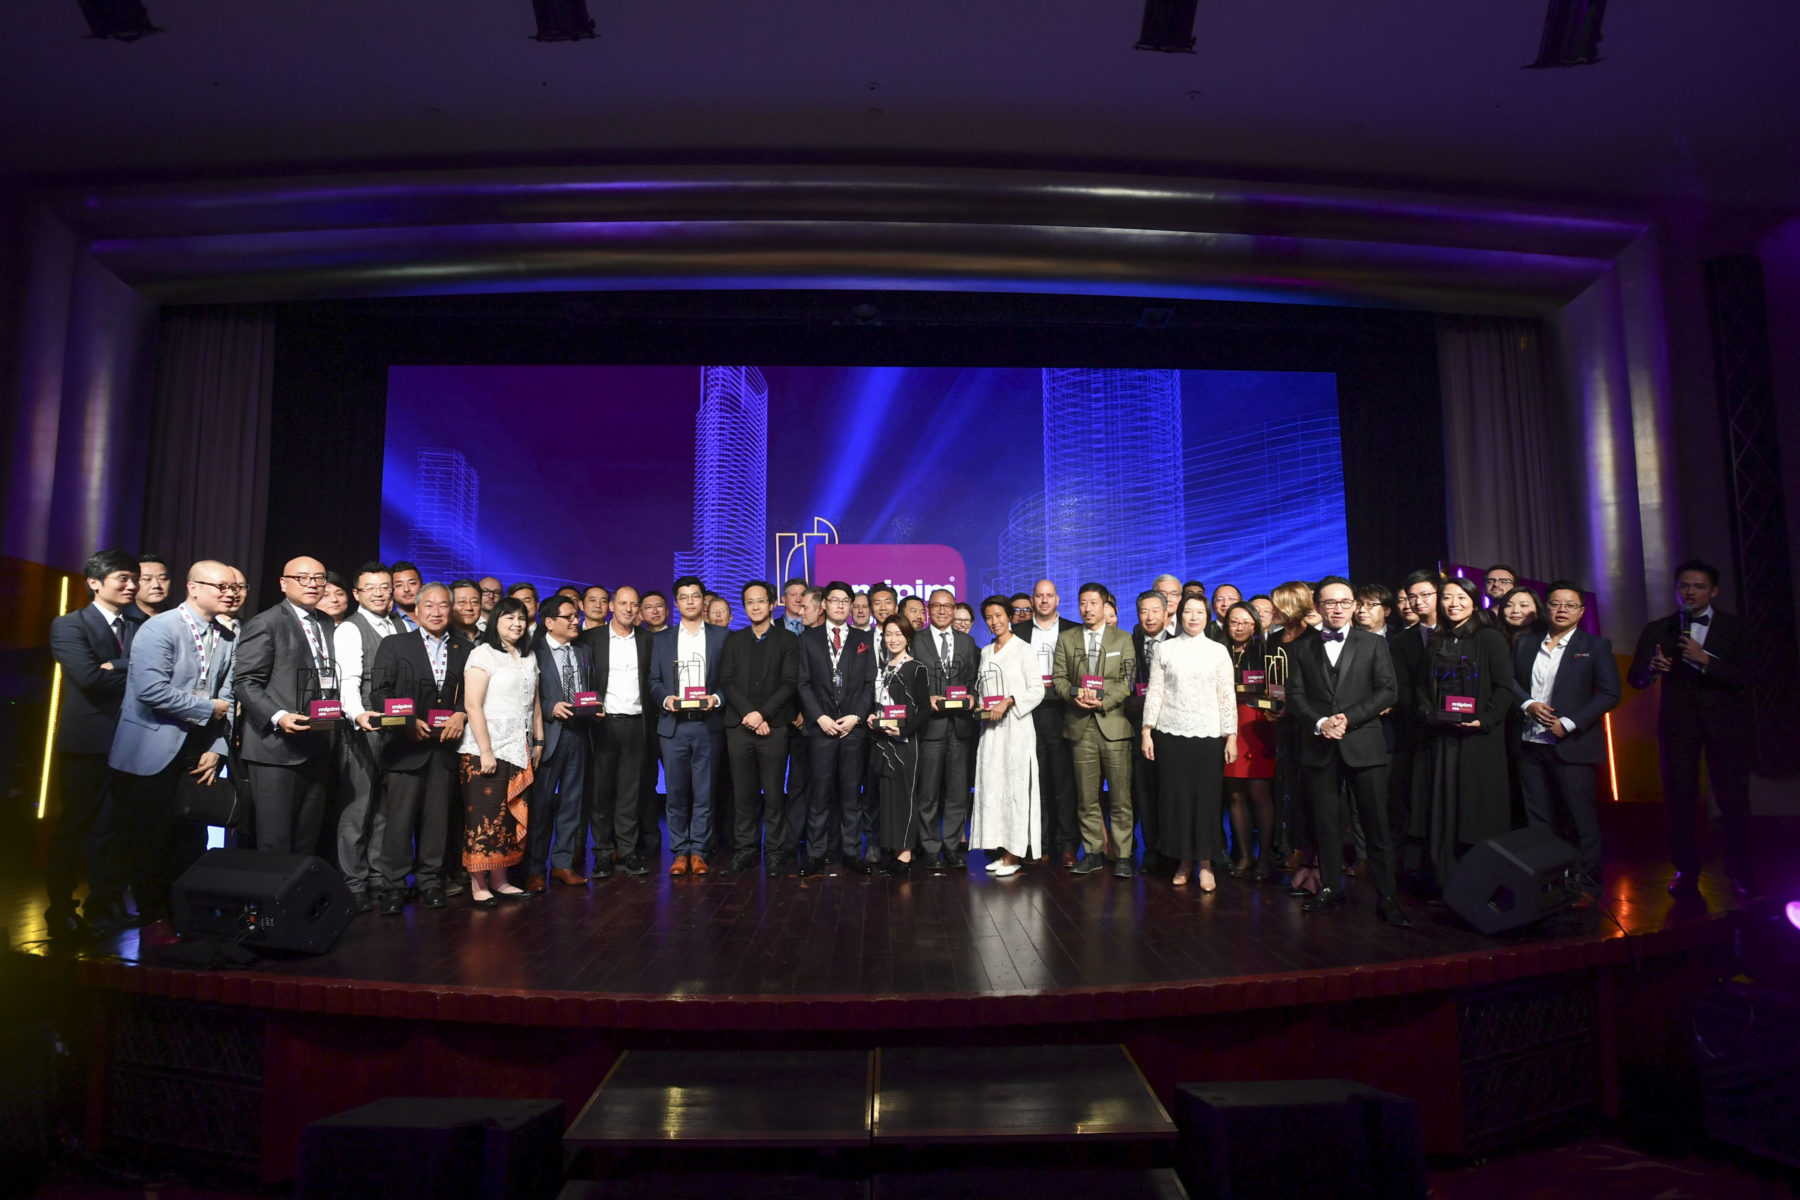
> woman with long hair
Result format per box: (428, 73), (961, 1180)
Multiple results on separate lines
(871, 614), (931, 875)
(458, 597), (543, 907)
(1220, 601), (1279, 880)
(1496, 585), (1547, 651)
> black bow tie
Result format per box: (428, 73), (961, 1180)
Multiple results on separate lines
(1320, 629), (1344, 643)
(1686, 613), (1710, 627)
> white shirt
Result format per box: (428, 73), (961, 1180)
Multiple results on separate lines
(1312, 624), (1348, 734)
(676, 621), (711, 697)
(1685, 606), (1712, 650)
(1029, 617), (1060, 683)
(1142, 634), (1237, 738)
(823, 620), (850, 666)
(1523, 632), (1579, 743)
(542, 630), (583, 693)
(603, 626), (642, 715)
(271, 601), (332, 730)
(334, 609), (399, 719)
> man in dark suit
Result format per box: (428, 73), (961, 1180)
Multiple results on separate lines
(365, 584), (469, 914)
(1628, 559), (1760, 897)
(1285, 577), (1409, 926)
(1127, 589), (1176, 873)
(912, 588), (979, 871)
(1014, 579), (1079, 863)
(234, 555), (341, 856)
(530, 593), (597, 889)
(1512, 581), (1620, 902)
(796, 580), (877, 874)
(1357, 582), (1419, 834)
(45, 550), (144, 939)
(577, 584), (653, 878)
(649, 576), (730, 876)
(720, 580), (799, 876)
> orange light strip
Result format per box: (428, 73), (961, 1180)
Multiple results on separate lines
(1603, 711), (1619, 802)
(37, 575), (71, 820)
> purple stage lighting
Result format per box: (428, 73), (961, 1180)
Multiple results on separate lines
(1788, 901), (1800, 932)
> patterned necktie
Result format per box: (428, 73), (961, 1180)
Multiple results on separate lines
(832, 626), (842, 656)
(940, 632), (951, 667)
(561, 646), (576, 698)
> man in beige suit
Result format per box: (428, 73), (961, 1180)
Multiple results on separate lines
(1054, 583), (1137, 878)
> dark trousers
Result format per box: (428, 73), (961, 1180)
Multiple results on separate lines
(1661, 717), (1754, 882)
(806, 728), (870, 862)
(663, 719), (717, 858)
(1518, 741), (1602, 884)
(374, 759), (454, 891)
(638, 719), (665, 854)
(47, 752), (115, 920)
(1031, 698), (1077, 854)
(916, 729), (973, 855)
(527, 734), (588, 873)
(244, 757), (331, 856)
(1131, 735), (1160, 861)
(104, 756), (210, 923)
(335, 730), (383, 894)
(785, 719), (812, 846)
(589, 713), (646, 861)
(727, 724), (790, 857)
(1306, 757), (1397, 901)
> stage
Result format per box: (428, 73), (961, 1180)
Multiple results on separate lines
(4, 804), (1774, 1183)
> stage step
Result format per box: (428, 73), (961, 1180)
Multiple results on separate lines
(559, 1167), (1189, 1199)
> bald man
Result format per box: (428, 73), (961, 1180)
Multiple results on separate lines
(234, 556), (342, 855)
(1013, 579), (1080, 862)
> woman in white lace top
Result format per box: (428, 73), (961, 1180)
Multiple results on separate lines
(458, 597), (544, 907)
(1141, 594), (1238, 890)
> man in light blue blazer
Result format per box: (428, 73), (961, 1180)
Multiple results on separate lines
(105, 559), (245, 927)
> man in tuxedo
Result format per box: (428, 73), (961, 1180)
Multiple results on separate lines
(1015, 579), (1079, 863)
(1285, 577), (1409, 926)
(720, 580), (799, 876)
(45, 550), (144, 939)
(1055, 583), (1138, 878)
(235, 555), (346, 855)
(364, 584), (467, 914)
(1513, 582), (1620, 902)
(389, 561), (423, 631)
(650, 576), (730, 875)
(796, 580), (877, 874)
(578, 584), (653, 878)
(1628, 560), (1760, 897)
(1128, 590), (1176, 872)
(529, 593), (597, 888)
(912, 588), (979, 870)
(105, 560), (241, 930)
(336, 561), (402, 909)
(134, 553), (173, 619)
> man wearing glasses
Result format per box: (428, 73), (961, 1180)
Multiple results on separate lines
(234, 556), (342, 855)
(475, 577), (503, 633)
(1511, 582), (1619, 905)
(336, 562), (403, 910)
(913, 589), (979, 871)
(528, 594), (598, 889)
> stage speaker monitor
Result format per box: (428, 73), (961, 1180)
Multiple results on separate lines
(1172, 1080), (1425, 1200)
(297, 1098), (565, 1200)
(172, 848), (354, 954)
(1443, 826), (1577, 936)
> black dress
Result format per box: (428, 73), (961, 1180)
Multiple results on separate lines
(1409, 619), (1516, 887)
(871, 657), (930, 853)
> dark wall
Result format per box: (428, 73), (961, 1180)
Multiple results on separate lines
(267, 290), (1444, 599)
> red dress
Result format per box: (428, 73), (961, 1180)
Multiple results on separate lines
(1225, 704), (1277, 779)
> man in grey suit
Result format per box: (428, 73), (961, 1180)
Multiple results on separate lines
(233, 555), (341, 855)
(338, 561), (403, 910)
(105, 560), (242, 927)
(912, 588), (979, 870)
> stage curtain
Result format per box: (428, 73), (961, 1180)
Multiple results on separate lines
(140, 306), (274, 594)
(1437, 315), (1578, 582)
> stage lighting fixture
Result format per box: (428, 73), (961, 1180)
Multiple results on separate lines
(531, 0), (596, 42)
(77, 0), (160, 41)
(1529, 0), (1605, 67)
(1732, 896), (1800, 992)
(1135, 0), (1198, 53)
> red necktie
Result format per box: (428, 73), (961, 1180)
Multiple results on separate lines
(832, 626), (842, 655)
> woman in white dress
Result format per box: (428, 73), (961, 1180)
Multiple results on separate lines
(1141, 594), (1238, 891)
(459, 597), (544, 908)
(968, 595), (1044, 877)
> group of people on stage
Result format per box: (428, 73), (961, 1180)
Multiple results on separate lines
(43, 544), (1760, 943)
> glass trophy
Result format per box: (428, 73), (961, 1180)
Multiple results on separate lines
(979, 664), (1006, 715)
(676, 656), (710, 711)
(1258, 646), (1288, 712)
(305, 665), (342, 722)
(573, 689), (602, 716)
(1432, 654), (1478, 724)
(935, 664), (972, 712)
(1037, 642), (1055, 690)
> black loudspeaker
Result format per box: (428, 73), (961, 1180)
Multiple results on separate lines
(172, 849), (354, 954)
(1443, 827), (1577, 936)
(297, 1098), (565, 1200)
(1172, 1080), (1425, 1200)
(1693, 983), (1800, 1167)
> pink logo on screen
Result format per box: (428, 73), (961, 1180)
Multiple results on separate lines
(812, 544), (968, 602)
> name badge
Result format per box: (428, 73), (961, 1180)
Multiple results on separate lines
(308, 699), (343, 722)
(428, 709), (453, 729)
(1133, 682), (1147, 698)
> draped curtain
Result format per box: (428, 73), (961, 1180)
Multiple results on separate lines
(1437, 315), (1578, 583)
(139, 306), (274, 596)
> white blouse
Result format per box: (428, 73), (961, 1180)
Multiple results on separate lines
(1142, 633), (1237, 739)
(459, 643), (539, 770)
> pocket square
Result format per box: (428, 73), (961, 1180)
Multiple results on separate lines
(856, 642), (868, 654)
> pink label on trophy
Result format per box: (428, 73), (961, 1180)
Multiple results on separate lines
(1240, 669), (1266, 687)
(308, 699), (343, 722)
(1268, 684), (1286, 702)
(574, 690), (600, 709)
(428, 709), (452, 728)
(1134, 682), (1147, 697)
(983, 692), (1005, 710)
(1041, 673), (1053, 687)
(884, 704), (908, 720)
(682, 685), (709, 701)
(1080, 674), (1104, 692)
(1445, 694), (1476, 715)
(383, 698), (415, 717)
(946, 685), (969, 701)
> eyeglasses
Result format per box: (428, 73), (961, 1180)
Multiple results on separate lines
(355, 584), (392, 596)
(197, 580), (247, 596)
(1408, 590), (1438, 601)
(283, 573), (326, 586)
(1319, 599), (1355, 610)
(1546, 601), (1584, 612)
(479, 588), (501, 598)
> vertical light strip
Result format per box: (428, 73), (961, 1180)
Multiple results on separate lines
(1603, 712), (1619, 802)
(37, 575), (72, 819)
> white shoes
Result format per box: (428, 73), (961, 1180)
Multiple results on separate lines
(992, 861), (1021, 877)
(985, 857), (1004, 872)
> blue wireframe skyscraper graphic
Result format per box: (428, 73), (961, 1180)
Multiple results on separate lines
(987, 492), (1047, 597)
(1184, 412), (1347, 585)
(410, 448), (480, 582)
(1041, 369), (1184, 594)
(674, 367), (767, 613)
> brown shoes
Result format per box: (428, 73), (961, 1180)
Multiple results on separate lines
(522, 874), (547, 894)
(550, 867), (589, 887)
(1060, 851), (1076, 869)
(670, 854), (689, 876)
(689, 857), (710, 876)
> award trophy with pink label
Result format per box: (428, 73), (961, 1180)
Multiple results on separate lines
(1431, 654), (1479, 724)
(675, 657), (709, 712)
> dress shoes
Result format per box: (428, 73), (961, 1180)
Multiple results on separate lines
(730, 850), (759, 875)
(551, 867), (590, 887)
(591, 860), (613, 880)
(470, 892), (500, 909)
(1141, 850), (1164, 874)
(378, 890), (406, 916)
(1376, 896), (1412, 928)
(522, 874), (548, 894)
(766, 855), (789, 879)
(1112, 859), (1136, 880)
(943, 848), (967, 871)
(669, 855), (690, 876)
(616, 854), (649, 877)
(846, 856), (875, 876)
(1070, 854), (1106, 876)
(689, 856), (710, 876)
(1302, 886), (1346, 913)
(350, 891), (375, 914)
(1060, 851), (1077, 869)
(796, 854), (819, 878)
(881, 856), (912, 878)
(421, 887), (447, 909)
(1667, 871), (1701, 896)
